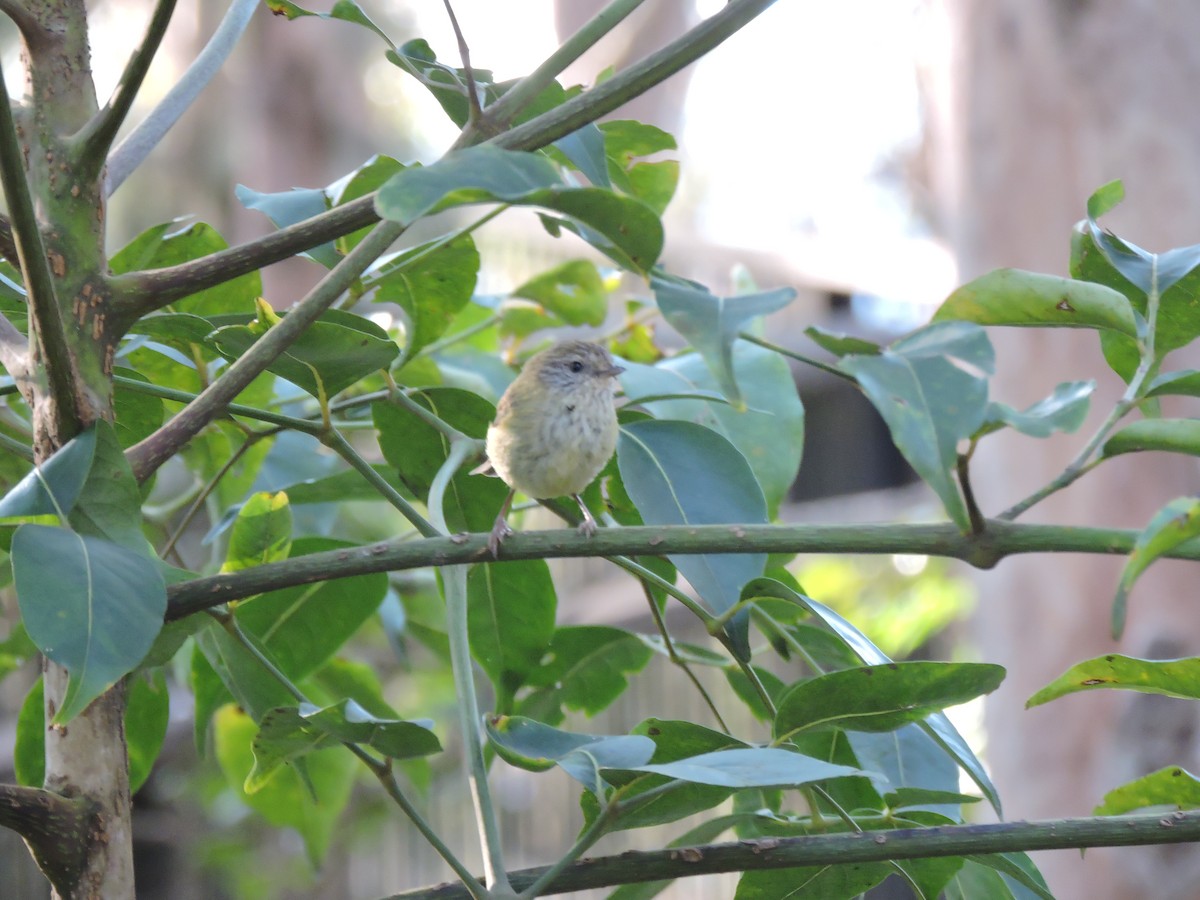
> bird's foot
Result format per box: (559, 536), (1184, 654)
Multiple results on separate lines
(488, 516), (514, 558)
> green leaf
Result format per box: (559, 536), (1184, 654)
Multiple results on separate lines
(387, 39), (497, 128)
(126, 672), (170, 793)
(485, 715), (655, 796)
(1110, 497), (1200, 638)
(209, 304), (399, 399)
(622, 341), (805, 516)
(740, 578), (1002, 815)
(214, 703), (356, 867)
(520, 625), (652, 722)
(376, 146), (663, 273)
(331, 155), (405, 256)
(371, 234), (479, 357)
(112, 367), (165, 447)
(735, 862), (891, 899)
(849, 723), (965, 807)
(247, 700), (441, 791)
(0, 426), (96, 519)
(68, 421), (149, 551)
(841, 322), (994, 530)
(278, 465), (412, 505)
(964, 852), (1054, 900)
(1102, 418), (1200, 458)
(221, 491), (292, 574)
(467, 560), (556, 711)
(235, 183), (338, 267)
(510, 259), (608, 327)
(632, 746), (864, 788)
(774, 662), (1004, 738)
(234, 537), (388, 683)
(1087, 179), (1125, 219)
(374, 389), (505, 533)
(934, 269), (1138, 336)
(262, 0), (393, 45)
(978, 380), (1093, 439)
(12, 524), (166, 722)
(618, 420), (768, 659)
(1094, 766), (1200, 815)
(804, 325), (881, 357)
(13, 677), (44, 786)
(1029, 653), (1200, 707)
(651, 276), (795, 407)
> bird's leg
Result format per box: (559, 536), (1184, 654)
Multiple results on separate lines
(573, 493), (598, 538)
(488, 488), (516, 557)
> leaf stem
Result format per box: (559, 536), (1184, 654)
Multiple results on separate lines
(738, 331), (852, 380)
(321, 428), (440, 538)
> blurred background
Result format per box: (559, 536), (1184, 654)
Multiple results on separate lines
(3, 1), (1200, 898)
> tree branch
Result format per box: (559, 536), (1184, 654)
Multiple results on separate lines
(0, 1), (46, 45)
(109, 0), (780, 317)
(124, 218), (406, 482)
(164, 518), (1194, 621)
(75, 0), (178, 177)
(0, 783), (97, 896)
(106, 0), (259, 195)
(0, 58), (80, 439)
(384, 810), (1200, 899)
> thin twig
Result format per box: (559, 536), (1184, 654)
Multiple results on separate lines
(107, 0), (259, 194)
(76, 0), (178, 177)
(125, 218), (407, 482)
(441, 0), (482, 125)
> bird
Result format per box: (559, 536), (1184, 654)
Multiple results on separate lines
(480, 340), (624, 556)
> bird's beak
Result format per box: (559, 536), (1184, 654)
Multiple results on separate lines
(602, 364), (625, 378)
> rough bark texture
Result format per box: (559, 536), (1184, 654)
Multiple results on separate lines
(924, 2), (1200, 897)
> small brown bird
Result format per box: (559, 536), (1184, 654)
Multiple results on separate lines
(482, 340), (624, 556)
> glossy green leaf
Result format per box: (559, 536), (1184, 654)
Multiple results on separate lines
(849, 723), (964, 809)
(774, 662), (1004, 738)
(1094, 766), (1200, 815)
(234, 537), (388, 684)
(622, 341), (805, 517)
(209, 305), (398, 399)
(13, 677), (43, 786)
(214, 703), (356, 867)
(599, 120), (679, 215)
(553, 124), (610, 188)
(68, 421), (148, 551)
(387, 39), (498, 128)
(979, 380), (1093, 439)
(278, 465), (412, 505)
(467, 560), (556, 711)
(486, 715), (655, 795)
(263, 0), (392, 44)
(194, 624), (294, 723)
(221, 491), (292, 574)
(651, 276), (795, 407)
(13, 524), (165, 722)
(331, 155), (405, 256)
(945, 859), (1037, 900)
(633, 747), (863, 788)
(125, 672), (170, 793)
(1110, 497), (1200, 638)
(510, 259), (608, 327)
(841, 322), (993, 530)
(1029, 653), (1200, 707)
(0, 426), (96, 519)
(963, 852), (1054, 900)
(520, 625), (652, 723)
(618, 420), (768, 660)
(740, 578), (1002, 815)
(112, 367), (165, 447)
(1147, 369), (1200, 398)
(371, 234), (479, 357)
(934, 269), (1138, 336)
(735, 862), (891, 899)
(247, 700), (440, 791)
(533, 187), (664, 273)
(804, 325), (881, 357)
(374, 389), (506, 534)
(1102, 418), (1200, 458)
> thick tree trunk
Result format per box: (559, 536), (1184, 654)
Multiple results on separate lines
(925, 3), (1200, 897)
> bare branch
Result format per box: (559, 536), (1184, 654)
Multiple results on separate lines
(442, 0), (482, 124)
(76, 0), (178, 176)
(107, 0), (259, 195)
(0, 1), (45, 44)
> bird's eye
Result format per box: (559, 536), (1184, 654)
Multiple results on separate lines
(570, 360), (584, 373)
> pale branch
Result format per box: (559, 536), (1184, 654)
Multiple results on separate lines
(0, 784), (96, 896)
(106, 0), (259, 195)
(0, 212), (18, 263)
(76, 0), (178, 178)
(385, 810), (1200, 899)
(108, 0), (779, 316)
(0, 1), (44, 45)
(124, 218), (406, 482)
(0, 62), (80, 439)
(465, 0), (648, 139)
(164, 518), (1196, 621)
